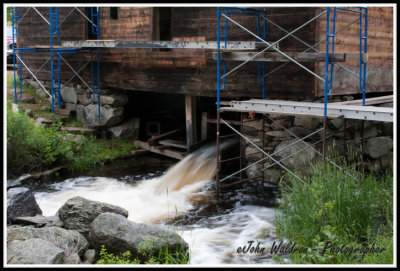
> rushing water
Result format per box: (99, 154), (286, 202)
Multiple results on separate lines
(33, 141), (283, 265)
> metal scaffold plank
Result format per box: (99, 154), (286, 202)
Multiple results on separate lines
(213, 52), (368, 62)
(61, 40), (279, 50)
(225, 99), (393, 122)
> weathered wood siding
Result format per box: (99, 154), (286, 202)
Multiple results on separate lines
(315, 6), (393, 96)
(17, 7), (88, 83)
(17, 6), (393, 99)
(98, 7), (320, 99)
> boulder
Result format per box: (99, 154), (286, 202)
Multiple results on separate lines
(63, 133), (86, 144)
(83, 104), (124, 127)
(13, 215), (64, 228)
(293, 115), (322, 131)
(108, 118), (140, 139)
(263, 168), (282, 184)
(380, 151), (393, 169)
(245, 164), (263, 180)
(100, 92), (129, 107)
(76, 104), (85, 123)
(7, 238), (65, 264)
(365, 137), (393, 159)
(77, 94), (92, 105)
(57, 196), (128, 238)
(7, 187), (42, 223)
(21, 93), (36, 104)
(245, 146), (263, 164)
(270, 117), (292, 130)
(7, 226), (89, 260)
(274, 139), (317, 173)
(89, 212), (189, 259)
(60, 86), (78, 104)
(83, 249), (97, 264)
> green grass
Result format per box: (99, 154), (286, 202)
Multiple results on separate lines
(7, 101), (139, 177)
(96, 241), (189, 265)
(274, 160), (393, 264)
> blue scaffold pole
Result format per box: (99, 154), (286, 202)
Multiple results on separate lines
(360, 7), (368, 106)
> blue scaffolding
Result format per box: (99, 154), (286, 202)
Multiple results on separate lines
(215, 6), (370, 195)
(11, 6), (101, 120)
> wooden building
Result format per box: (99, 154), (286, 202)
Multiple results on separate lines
(15, 6), (393, 155)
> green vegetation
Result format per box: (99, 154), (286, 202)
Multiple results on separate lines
(96, 241), (189, 265)
(274, 161), (393, 264)
(7, 101), (139, 177)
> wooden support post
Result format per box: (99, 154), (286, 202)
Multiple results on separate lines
(216, 109), (221, 201)
(185, 95), (197, 148)
(201, 112), (208, 141)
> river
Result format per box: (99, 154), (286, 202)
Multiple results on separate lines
(32, 143), (284, 265)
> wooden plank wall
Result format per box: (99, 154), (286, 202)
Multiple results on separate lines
(98, 7), (320, 99)
(315, 6), (393, 96)
(17, 7), (88, 83)
(17, 6), (392, 99)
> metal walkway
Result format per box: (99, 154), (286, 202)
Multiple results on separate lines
(222, 99), (393, 122)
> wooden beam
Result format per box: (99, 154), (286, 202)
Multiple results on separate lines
(185, 95), (197, 148)
(147, 127), (184, 144)
(159, 139), (188, 149)
(134, 141), (184, 160)
(212, 52), (368, 62)
(201, 112), (208, 141)
(334, 95), (393, 106)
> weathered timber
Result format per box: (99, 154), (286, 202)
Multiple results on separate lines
(135, 141), (185, 160)
(61, 40), (279, 50)
(213, 52), (368, 62)
(334, 95), (393, 106)
(158, 139), (188, 149)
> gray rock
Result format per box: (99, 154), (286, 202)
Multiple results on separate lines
(265, 130), (291, 139)
(60, 86), (77, 104)
(7, 187), (42, 223)
(245, 146), (263, 164)
(263, 167), (282, 184)
(89, 212), (189, 259)
(83, 249), (97, 264)
(21, 93), (36, 104)
(380, 151), (393, 169)
(7, 226), (88, 259)
(294, 115), (322, 131)
(245, 164), (263, 180)
(63, 133), (86, 144)
(264, 162), (283, 184)
(329, 118), (344, 129)
(57, 196), (128, 238)
(270, 118), (292, 130)
(7, 238), (65, 264)
(65, 253), (82, 265)
(76, 105), (85, 123)
(100, 92), (129, 106)
(77, 94), (92, 105)
(13, 215), (64, 228)
(365, 137), (393, 159)
(108, 118), (140, 139)
(83, 104), (124, 127)
(274, 139), (317, 173)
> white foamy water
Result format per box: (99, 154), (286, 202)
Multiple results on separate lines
(34, 140), (279, 264)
